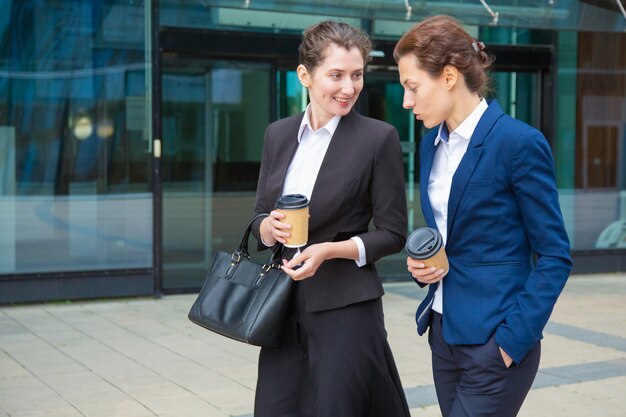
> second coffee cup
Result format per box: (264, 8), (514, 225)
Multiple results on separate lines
(275, 194), (309, 248)
(405, 227), (449, 274)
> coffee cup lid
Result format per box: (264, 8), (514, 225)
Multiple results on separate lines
(405, 227), (443, 259)
(275, 194), (309, 209)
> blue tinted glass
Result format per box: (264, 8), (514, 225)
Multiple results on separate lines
(0, 1), (152, 274)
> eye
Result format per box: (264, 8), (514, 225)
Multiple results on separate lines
(408, 87), (417, 93)
(330, 73), (341, 79)
(351, 72), (363, 80)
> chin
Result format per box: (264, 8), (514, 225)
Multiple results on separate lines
(422, 119), (441, 129)
(335, 105), (354, 115)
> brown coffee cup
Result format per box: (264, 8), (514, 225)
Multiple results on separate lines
(405, 227), (449, 274)
(275, 194), (309, 248)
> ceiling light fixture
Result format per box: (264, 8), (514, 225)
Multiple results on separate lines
(404, 0), (412, 20)
(616, 0), (626, 28)
(479, 0), (499, 25)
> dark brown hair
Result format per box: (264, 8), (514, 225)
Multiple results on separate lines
(393, 15), (494, 95)
(299, 21), (372, 72)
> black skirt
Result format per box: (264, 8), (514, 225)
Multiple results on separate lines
(254, 282), (411, 417)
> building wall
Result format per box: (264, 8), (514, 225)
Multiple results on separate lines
(0, 1), (625, 302)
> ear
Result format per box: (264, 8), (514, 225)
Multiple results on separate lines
(297, 64), (310, 88)
(443, 65), (459, 90)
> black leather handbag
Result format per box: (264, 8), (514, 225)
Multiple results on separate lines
(188, 214), (294, 348)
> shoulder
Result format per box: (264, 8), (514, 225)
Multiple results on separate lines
(342, 112), (399, 151)
(497, 114), (537, 134)
(489, 115), (546, 146)
(504, 116), (548, 147)
(345, 111), (396, 134)
(488, 115), (552, 165)
(266, 112), (304, 133)
(263, 113), (304, 148)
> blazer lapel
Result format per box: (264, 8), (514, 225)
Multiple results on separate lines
(308, 111), (356, 231)
(420, 134), (438, 229)
(265, 113), (304, 204)
(446, 100), (504, 238)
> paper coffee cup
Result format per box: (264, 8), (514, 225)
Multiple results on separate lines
(275, 194), (309, 248)
(405, 227), (449, 274)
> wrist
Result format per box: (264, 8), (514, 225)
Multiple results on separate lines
(260, 217), (277, 245)
(321, 242), (335, 261)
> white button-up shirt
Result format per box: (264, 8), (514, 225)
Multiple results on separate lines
(277, 105), (366, 266)
(430, 99), (488, 313)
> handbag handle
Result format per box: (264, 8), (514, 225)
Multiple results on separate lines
(234, 213), (284, 264)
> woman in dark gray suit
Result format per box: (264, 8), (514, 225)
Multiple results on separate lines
(250, 21), (410, 417)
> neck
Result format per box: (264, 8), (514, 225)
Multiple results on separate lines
(308, 105), (335, 132)
(445, 91), (482, 132)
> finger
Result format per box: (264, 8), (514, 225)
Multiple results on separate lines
(271, 222), (291, 234)
(281, 264), (308, 280)
(406, 257), (425, 269)
(270, 210), (285, 219)
(285, 253), (307, 269)
(413, 269), (445, 283)
(272, 228), (291, 238)
(408, 265), (438, 276)
(272, 219), (291, 229)
(414, 276), (439, 285)
(271, 233), (286, 243)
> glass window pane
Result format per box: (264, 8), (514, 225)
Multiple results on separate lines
(556, 31), (626, 250)
(161, 57), (271, 290)
(0, 1), (153, 274)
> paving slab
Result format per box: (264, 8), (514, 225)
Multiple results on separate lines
(1, 273), (625, 417)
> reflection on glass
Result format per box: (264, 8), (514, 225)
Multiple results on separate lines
(0, 1), (152, 274)
(359, 70), (420, 278)
(161, 58), (270, 290)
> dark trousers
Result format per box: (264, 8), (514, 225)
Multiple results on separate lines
(254, 285), (410, 417)
(429, 312), (540, 417)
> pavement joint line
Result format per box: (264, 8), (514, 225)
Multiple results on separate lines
(29, 307), (194, 416)
(141, 300), (259, 364)
(233, 358), (626, 416)
(43, 304), (250, 414)
(0, 311), (90, 417)
(386, 284), (626, 352)
(544, 321), (626, 352)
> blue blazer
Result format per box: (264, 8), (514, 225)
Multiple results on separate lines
(415, 100), (572, 364)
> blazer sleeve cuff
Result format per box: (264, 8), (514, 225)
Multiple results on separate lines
(350, 236), (367, 267)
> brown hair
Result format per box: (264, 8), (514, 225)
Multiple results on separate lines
(393, 15), (494, 95)
(299, 21), (372, 73)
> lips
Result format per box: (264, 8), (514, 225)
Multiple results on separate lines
(334, 97), (351, 103)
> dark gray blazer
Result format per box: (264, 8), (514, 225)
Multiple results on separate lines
(251, 110), (407, 312)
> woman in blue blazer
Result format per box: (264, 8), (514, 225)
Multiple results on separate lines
(395, 16), (572, 417)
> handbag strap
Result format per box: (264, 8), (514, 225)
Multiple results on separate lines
(234, 213), (284, 264)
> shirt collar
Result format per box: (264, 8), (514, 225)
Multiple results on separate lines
(434, 98), (489, 146)
(298, 104), (342, 142)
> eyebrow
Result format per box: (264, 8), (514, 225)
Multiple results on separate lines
(327, 66), (364, 72)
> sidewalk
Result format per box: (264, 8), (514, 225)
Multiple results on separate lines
(1, 274), (625, 417)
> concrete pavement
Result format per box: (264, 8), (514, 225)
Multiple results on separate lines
(1, 273), (625, 417)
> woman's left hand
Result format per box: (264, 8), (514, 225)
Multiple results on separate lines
(281, 243), (331, 281)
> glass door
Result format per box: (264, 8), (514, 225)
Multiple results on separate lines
(161, 56), (271, 290)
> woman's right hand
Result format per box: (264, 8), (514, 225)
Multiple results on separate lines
(260, 210), (291, 246)
(407, 257), (446, 284)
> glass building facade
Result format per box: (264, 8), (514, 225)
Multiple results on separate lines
(1, 0), (625, 303)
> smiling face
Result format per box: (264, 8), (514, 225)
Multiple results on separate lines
(298, 43), (365, 129)
(398, 54), (454, 129)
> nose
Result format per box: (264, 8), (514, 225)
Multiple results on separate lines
(341, 78), (356, 95)
(402, 91), (415, 110)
